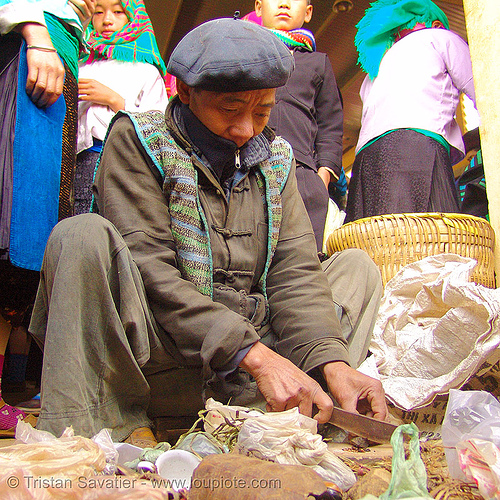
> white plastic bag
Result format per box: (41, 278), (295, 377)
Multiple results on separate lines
(16, 421), (118, 474)
(237, 407), (356, 491)
(360, 254), (500, 410)
(457, 438), (500, 500)
(322, 199), (346, 254)
(442, 388), (500, 497)
(0, 423), (107, 499)
(203, 397), (263, 434)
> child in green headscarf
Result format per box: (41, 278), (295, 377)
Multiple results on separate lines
(345, 0), (476, 222)
(75, 0), (169, 215)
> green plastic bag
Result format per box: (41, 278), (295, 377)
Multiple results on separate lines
(361, 423), (432, 500)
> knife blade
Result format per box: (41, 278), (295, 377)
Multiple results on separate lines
(327, 406), (398, 444)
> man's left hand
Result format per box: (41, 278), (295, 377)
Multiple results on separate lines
(322, 361), (388, 421)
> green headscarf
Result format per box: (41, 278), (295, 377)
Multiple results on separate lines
(355, 0), (449, 80)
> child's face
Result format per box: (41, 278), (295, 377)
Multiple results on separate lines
(92, 0), (128, 37)
(255, 0), (312, 31)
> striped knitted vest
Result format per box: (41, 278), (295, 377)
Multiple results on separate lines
(122, 110), (293, 299)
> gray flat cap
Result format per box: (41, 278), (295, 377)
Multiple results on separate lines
(167, 18), (294, 92)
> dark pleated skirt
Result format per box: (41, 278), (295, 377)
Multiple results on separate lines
(345, 129), (460, 223)
(0, 34), (21, 254)
(58, 60), (78, 220)
(74, 149), (100, 215)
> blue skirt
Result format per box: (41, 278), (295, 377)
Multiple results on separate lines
(0, 34), (74, 271)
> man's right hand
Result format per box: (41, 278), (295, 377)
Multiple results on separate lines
(322, 361), (388, 421)
(239, 341), (334, 423)
(20, 23), (65, 108)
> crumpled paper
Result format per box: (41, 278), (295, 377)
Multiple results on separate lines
(359, 254), (500, 410)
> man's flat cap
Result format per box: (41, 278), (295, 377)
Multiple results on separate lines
(167, 18), (294, 92)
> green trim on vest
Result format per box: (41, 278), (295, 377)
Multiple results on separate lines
(115, 110), (293, 300)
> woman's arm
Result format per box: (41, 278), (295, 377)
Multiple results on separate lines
(19, 22), (65, 108)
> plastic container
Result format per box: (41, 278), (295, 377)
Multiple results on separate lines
(155, 449), (201, 491)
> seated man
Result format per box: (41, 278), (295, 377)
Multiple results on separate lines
(30, 18), (387, 445)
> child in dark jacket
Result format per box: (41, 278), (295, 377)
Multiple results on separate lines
(253, 0), (345, 253)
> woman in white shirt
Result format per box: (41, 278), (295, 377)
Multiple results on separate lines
(345, 0), (476, 222)
(75, 0), (170, 214)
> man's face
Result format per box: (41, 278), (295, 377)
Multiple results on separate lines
(178, 82), (276, 148)
(255, 0), (312, 31)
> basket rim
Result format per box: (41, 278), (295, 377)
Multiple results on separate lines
(326, 212), (496, 288)
(342, 212), (492, 227)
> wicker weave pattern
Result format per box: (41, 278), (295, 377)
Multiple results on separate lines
(326, 213), (496, 288)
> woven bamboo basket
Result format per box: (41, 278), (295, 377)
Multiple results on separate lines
(326, 212), (496, 288)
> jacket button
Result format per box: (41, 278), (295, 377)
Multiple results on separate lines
(226, 273), (235, 283)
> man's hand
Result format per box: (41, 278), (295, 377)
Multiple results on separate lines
(69, 0), (96, 26)
(240, 342), (334, 423)
(20, 23), (65, 108)
(322, 361), (388, 421)
(78, 79), (125, 113)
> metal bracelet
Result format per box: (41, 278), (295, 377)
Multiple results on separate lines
(26, 44), (58, 53)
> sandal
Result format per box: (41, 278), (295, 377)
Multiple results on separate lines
(16, 393), (41, 415)
(0, 399), (37, 437)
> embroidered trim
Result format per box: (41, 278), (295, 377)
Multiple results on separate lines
(116, 110), (292, 300)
